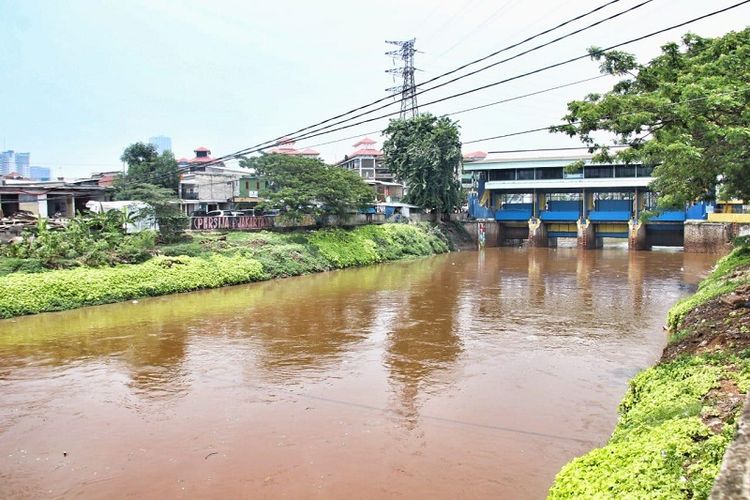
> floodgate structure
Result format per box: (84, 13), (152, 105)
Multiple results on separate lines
(463, 150), (748, 252)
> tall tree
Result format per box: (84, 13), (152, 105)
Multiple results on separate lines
(552, 29), (750, 207)
(240, 154), (374, 221)
(115, 143), (186, 242)
(383, 114), (463, 214)
(120, 142), (180, 191)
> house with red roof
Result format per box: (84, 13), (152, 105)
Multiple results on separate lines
(177, 146), (226, 171)
(266, 138), (320, 159)
(336, 137), (403, 202)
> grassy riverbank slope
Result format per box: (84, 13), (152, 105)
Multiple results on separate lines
(0, 223), (450, 319)
(549, 243), (750, 499)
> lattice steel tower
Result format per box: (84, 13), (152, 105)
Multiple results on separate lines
(386, 39), (419, 119)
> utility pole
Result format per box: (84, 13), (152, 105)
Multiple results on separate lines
(385, 39), (419, 120)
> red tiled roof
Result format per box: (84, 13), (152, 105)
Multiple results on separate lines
(98, 174), (117, 187)
(194, 147), (210, 152)
(190, 156), (214, 163)
(463, 151), (487, 160)
(268, 147), (296, 155)
(350, 148), (383, 157)
(268, 145), (318, 156)
(353, 137), (377, 147)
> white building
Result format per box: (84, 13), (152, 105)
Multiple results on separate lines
(337, 137), (403, 202)
(179, 165), (249, 215)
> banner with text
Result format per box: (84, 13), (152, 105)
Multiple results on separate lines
(190, 216), (275, 231)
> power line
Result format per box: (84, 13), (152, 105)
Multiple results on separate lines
(272, 0), (651, 148)
(464, 85), (750, 146)
(199, 0), (640, 166)
(222, 0), (749, 159)
(486, 146), (603, 154)
(18, 83), (749, 206)
(428, 0), (523, 60)
(293, 75), (608, 152)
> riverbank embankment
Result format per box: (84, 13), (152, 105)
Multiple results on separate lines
(549, 242), (750, 499)
(0, 223), (453, 319)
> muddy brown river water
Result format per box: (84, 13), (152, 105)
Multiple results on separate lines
(0, 247), (716, 498)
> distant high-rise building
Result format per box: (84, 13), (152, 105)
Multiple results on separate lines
(0, 150), (14, 176)
(30, 166), (52, 181)
(15, 152), (30, 178)
(149, 136), (172, 154)
(0, 150), (32, 177)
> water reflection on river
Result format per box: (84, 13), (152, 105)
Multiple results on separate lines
(0, 248), (715, 498)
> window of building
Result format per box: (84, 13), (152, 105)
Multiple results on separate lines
(536, 167), (564, 180)
(584, 166), (614, 178)
(547, 192), (581, 201)
(637, 165), (655, 177)
(615, 165), (636, 177)
(489, 169), (515, 181)
(594, 192), (633, 201)
(499, 193), (532, 203)
(516, 168), (535, 180)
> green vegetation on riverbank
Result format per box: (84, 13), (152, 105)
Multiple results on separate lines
(0, 223), (450, 319)
(549, 243), (750, 499)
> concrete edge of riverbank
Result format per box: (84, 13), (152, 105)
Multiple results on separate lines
(711, 392), (750, 499)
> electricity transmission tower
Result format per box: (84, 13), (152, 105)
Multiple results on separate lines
(386, 39), (419, 119)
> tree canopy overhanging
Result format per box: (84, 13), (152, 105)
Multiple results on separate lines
(551, 28), (750, 208)
(383, 114), (463, 214)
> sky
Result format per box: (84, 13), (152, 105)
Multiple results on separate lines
(1, 0), (748, 178)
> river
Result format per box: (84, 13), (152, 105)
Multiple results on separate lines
(0, 247), (716, 498)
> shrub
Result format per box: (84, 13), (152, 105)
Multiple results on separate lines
(159, 242), (205, 257)
(0, 214), (158, 268)
(667, 244), (750, 330)
(0, 223), (450, 318)
(0, 257), (45, 277)
(549, 355), (750, 499)
(251, 243), (331, 278)
(0, 254), (264, 318)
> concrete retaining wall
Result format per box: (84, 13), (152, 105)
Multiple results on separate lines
(459, 220), (503, 248)
(711, 393), (750, 499)
(684, 221), (734, 253)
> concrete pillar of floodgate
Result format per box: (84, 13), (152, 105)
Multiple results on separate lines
(583, 190), (594, 217)
(577, 218), (600, 249)
(536, 192), (546, 217)
(528, 218), (548, 247)
(633, 188), (642, 219)
(628, 218), (649, 250)
(484, 221), (501, 247)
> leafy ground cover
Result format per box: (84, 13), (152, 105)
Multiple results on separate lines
(549, 243), (750, 499)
